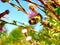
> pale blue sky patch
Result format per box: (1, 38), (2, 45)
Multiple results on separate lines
(0, 0), (45, 34)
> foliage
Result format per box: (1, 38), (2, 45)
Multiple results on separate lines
(0, 0), (60, 45)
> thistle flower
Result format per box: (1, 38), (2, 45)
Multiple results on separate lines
(0, 20), (7, 32)
(0, 27), (4, 32)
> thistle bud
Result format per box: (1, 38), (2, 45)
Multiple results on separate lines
(26, 36), (32, 41)
(0, 10), (9, 18)
(5, 10), (9, 14)
(22, 29), (27, 34)
(1, 0), (9, 3)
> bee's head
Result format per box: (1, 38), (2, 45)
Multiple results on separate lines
(29, 18), (37, 25)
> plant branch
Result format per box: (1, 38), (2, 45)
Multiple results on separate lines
(23, 0), (44, 8)
(15, 0), (27, 14)
(38, 0), (60, 20)
(53, 0), (60, 6)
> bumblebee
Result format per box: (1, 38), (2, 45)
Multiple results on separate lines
(29, 13), (42, 25)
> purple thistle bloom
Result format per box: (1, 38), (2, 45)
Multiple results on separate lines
(28, 11), (37, 18)
(0, 27), (4, 32)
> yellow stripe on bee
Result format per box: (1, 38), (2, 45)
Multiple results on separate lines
(34, 15), (42, 22)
